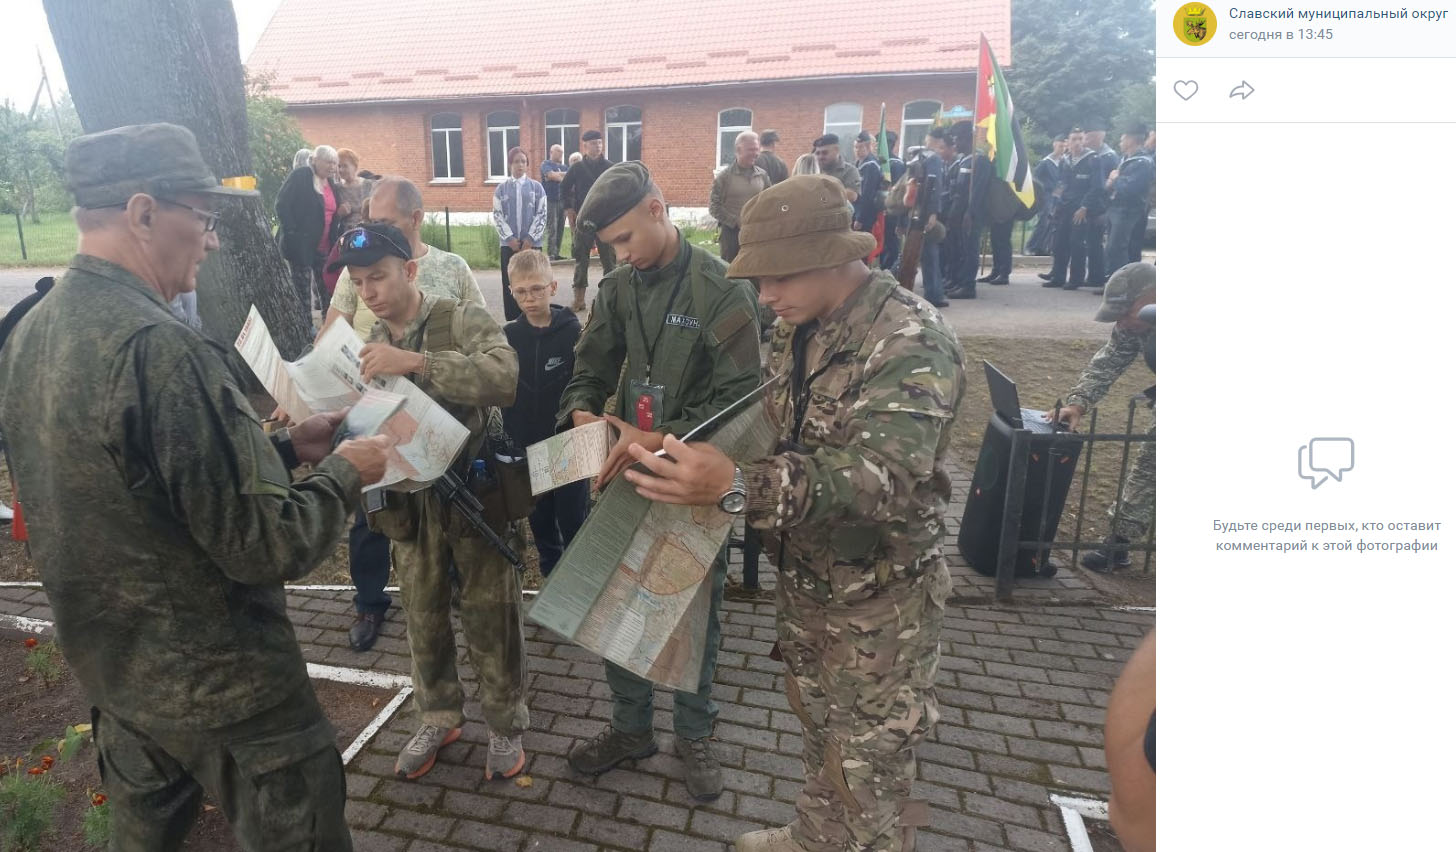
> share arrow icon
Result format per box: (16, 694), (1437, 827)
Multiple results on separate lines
(1229, 80), (1255, 100)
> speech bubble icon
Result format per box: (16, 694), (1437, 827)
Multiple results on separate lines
(1299, 438), (1354, 490)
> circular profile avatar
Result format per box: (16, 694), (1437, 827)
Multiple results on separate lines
(1174, 3), (1217, 46)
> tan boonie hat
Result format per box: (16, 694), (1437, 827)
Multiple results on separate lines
(725, 175), (876, 279)
(1095, 261), (1156, 322)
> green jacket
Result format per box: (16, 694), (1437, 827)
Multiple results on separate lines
(0, 255), (362, 729)
(556, 235), (761, 435)
(743, 271), (965, 588)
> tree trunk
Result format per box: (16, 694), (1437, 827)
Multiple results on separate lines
(42, 0), (312, 358)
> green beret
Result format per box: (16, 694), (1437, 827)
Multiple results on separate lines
(577, 161), (653, 234)
(65, 122), (258, 209)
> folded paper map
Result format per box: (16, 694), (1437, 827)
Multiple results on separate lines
(526, 420), (613, 495)
(529, 401), (777, 691)
(234, 307), (469, 491)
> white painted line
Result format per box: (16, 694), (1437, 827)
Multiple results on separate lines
(341, 685), (412, 766)
(1114, 605), (1156, 613)
(0, 613), (53, 635)
(289, 585), (402, 592)
(0, 581), (42, 588)
(1050, 794), (1111, 852)
(306, 662), (412, 690)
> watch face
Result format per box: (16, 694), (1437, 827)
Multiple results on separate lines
(720, 492), (747, 514)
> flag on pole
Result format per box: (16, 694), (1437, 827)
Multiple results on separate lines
(876, 102), (891, 183)
(974, 35), (1035, 208)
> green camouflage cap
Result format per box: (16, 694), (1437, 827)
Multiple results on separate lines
(65, 122), (259, 209)
(576, 161), (652, 234)
(1095, 262), (1156, 322)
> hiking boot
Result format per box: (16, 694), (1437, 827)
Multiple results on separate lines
(571, 289), (587, 312)
(395, 724), (462, 780)
(485, 730), (526, 780)
(675, 736), (723, 801)
(348, 611), (385, 652)
(567, 725), (657, 776)
(1082, 535), (1133, 573)
(735, 826), (809, 851)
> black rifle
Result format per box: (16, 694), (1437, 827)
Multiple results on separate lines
(431, 469), (526, 573)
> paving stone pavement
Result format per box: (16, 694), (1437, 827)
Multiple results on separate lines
(0, 466), (1152, 851)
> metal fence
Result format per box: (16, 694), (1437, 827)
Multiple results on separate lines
(990, 396), (1155, 601)
(1, 212), (78, 266)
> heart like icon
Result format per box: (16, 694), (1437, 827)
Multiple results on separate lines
(1174, 80), (1199, 101)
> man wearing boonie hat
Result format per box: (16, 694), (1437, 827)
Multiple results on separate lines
(557, 161), (762, 803)
(1048, 261), (1156, 572)
(0, 122), (394, 850)
(617, 174), (966, 852)
(561, 129), (617, 312)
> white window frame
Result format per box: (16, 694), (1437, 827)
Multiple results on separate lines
(430, 113), (464, 183)
(716, 108), (754, 168)
(486, 110), (521, 182)
(605, 105), (643, 164)
(901, 100), (942, 152)
(544, 108), (580, 160)
(823, 103), (863, 144)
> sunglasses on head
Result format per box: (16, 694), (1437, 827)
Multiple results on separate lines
(339, 226), (410, 260)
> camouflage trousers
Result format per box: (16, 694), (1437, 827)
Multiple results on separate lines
(776, 553), (951, 852)
(1109, 418), (1155, 541)
(93, 686), (350, 852)
(392, 498), (530, 735)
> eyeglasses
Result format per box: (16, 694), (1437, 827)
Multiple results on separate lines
(156, 198), (223, 232)
(339, 226), (410, 260)
(509, 285), (551, 300)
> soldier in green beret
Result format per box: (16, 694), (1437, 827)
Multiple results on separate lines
(557, 161), (762, 802)
(620, 174), (966, 852)
(0, 123), (392, 851)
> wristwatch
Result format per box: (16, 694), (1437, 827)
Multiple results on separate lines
(718, 466), (747, 515)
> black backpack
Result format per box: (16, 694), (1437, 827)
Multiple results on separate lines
(0, 277), (55, 353)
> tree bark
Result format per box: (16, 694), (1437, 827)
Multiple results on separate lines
(42, 0), (312, 358)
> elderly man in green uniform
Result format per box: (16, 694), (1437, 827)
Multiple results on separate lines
(1049, 262), (1156, 572)
(619, 174), (966, 852)
(329, 222), (531, 783)
(557, 161), (761, 801)
(0, 123), (392, 851)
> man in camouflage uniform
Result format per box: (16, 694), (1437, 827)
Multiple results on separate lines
(0, 123), (391, 851)
(620, 174), (966, 852)
(557, 162), (762, 801)
(813, 133), (862, 204)
(1050, 262), (1156, 572)
(331, 222), (530, 781)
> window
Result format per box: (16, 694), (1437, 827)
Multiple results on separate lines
(430, 112), (463, 181)
(823, 103), (862, 144)
(605, 105), (642, 163)
(901, 100), (941, 151)
(486, 110), (521, 180)
(717, 108), (753, 168)
(545, 108), (580, 159)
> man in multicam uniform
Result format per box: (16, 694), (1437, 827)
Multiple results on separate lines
(0, 123), (391, 851)
(1050, 261), (1156, 572)
(331, 222), (531, 783)
(619, 174), (966, 852)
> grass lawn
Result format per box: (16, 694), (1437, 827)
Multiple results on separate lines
(0, 212), (79, 267)
(952, 336), (1157, 587)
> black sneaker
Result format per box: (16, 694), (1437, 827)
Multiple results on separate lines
(349, 611), (386, 652)
(1082, 536), (1133, 573)
(568, 725), (658, 776)
(675, 737), (723, 801)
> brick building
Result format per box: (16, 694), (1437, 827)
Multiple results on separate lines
(247, 0), (1011, 216)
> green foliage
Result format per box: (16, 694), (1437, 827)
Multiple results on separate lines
(0, 769), (63, 852)
(82, 800), (109, 848)
(1005, 0), (1155, 154)
(0, 211), (80, 266)
(22, 642), (62, 687)
(245, 71), (309, 220)
(0, 102), (71, 219)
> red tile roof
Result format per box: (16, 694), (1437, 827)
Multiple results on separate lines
(247, 0), (1011, 104)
